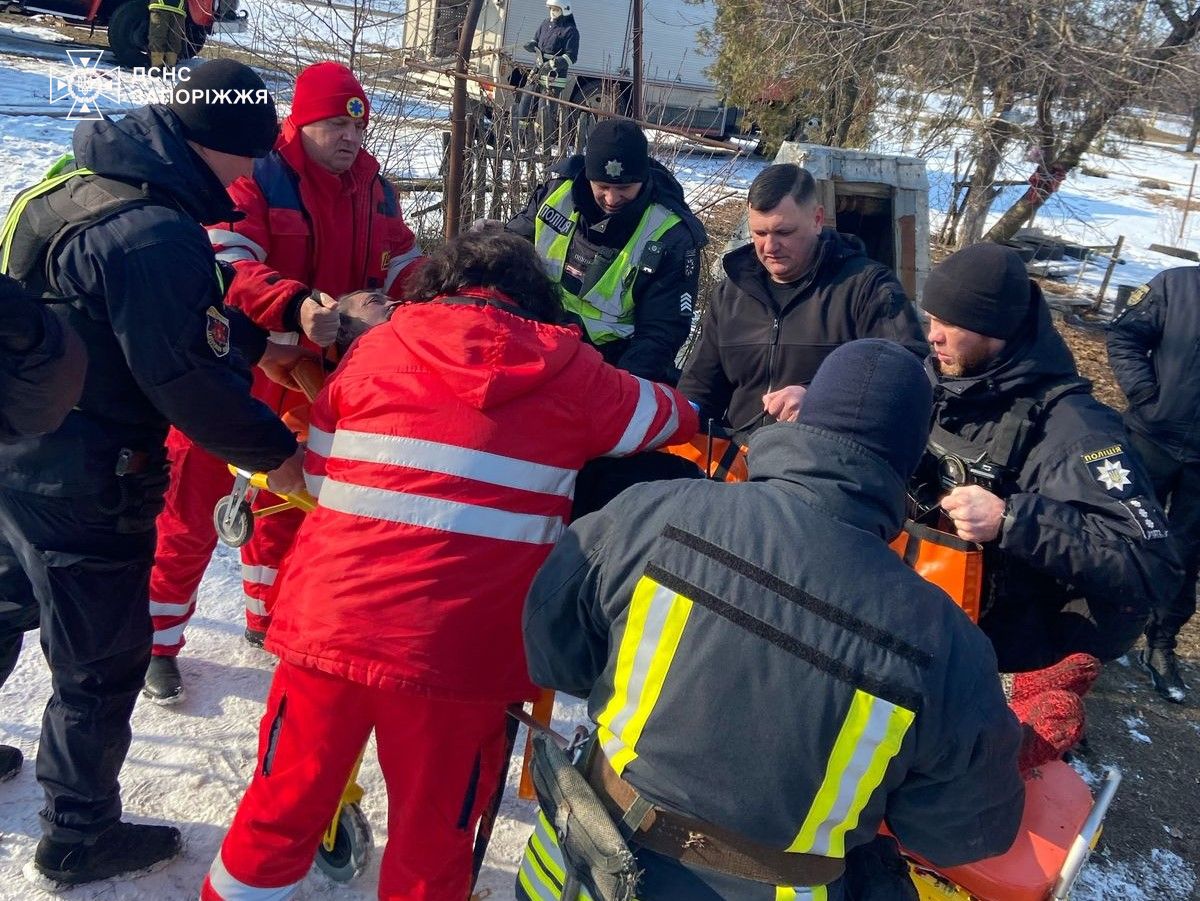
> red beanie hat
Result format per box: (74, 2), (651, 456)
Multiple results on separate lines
(290, 61), (369, 128)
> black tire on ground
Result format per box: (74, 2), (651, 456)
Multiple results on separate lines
(314, 803), (373, 883)
(107, 0), (207, 70)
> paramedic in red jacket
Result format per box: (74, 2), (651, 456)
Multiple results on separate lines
(144, 61), (424, 704)
(201, 230), (698, 901)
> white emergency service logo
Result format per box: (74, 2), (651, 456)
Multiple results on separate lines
(604, 159), (624, 178)
(49, 50), (121, 121)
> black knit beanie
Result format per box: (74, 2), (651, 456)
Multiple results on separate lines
(169, 59), (279, 158)
(799, 339), (933, 481)
(921, 243), (1032, 340)
(585, 118), (649, 184)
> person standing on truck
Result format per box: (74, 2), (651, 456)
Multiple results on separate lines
(514, 0), (580, 151)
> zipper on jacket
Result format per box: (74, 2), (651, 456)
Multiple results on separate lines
(765, 316), (781, 395)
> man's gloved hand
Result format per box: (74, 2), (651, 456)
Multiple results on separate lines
(551, 56), (569, 76)
(524, 40), (538, 52)
(0, 291), (47, 354)
(299, 290), (341, 347)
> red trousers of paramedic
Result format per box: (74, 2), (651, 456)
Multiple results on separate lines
(201, 660), (509, 901)
(148, 428), (305, 655)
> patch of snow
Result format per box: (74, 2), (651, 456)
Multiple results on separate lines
(1122, 715), (1153, 745)
(1074, 847), (1197, 901)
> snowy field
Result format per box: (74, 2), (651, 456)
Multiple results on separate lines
(0, 24), (1198, 900)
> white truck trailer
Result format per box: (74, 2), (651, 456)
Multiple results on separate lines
(403, 0), (740, 136)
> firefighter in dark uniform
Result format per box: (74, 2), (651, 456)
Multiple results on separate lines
(0, 60), (303, 890)
(1106, 265), (1200, 702)
(508, 117), (709, 515)
(915, 243), (1181, 673)
(519, 340), (1024, 900)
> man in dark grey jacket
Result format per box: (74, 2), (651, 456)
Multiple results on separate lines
(918, 244), (1180, 673)
(679, 163), (927, 443)
(1106, 265), (1200, 702)
(519, 340), (1023, 900)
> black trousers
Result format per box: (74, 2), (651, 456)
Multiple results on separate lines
(0, 480), (161, 844)
(1128, 429), (1200, 651)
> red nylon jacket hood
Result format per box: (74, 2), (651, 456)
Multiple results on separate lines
(266, 299), (697, 702)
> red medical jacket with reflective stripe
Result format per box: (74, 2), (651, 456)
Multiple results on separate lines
(266, 299), (698, 703)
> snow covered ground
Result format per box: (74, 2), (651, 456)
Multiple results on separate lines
(0, 21), (1198, 900)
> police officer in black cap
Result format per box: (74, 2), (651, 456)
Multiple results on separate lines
(507, 117), (707, 386)
(505, 117), (710, 515)
(915, 243), (1181, 673)
(0, 58), (304, 890)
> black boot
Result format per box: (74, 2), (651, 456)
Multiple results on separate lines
(1140, 647), (1187, 703)
(244, 626), (266, 649)
(142, 655), (185, 705)
(25, 821), (182, 890)
(0, 744), (21, 782)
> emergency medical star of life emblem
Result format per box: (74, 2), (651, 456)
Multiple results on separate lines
(605, 159), (623, 178)
(48, 51), (122, 121)
(346, 96), (366, 118)
(1095, 458), (1132, 492)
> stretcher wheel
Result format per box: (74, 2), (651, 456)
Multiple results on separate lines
(213, 496), (254, 548)
(314, 802), (372, 883)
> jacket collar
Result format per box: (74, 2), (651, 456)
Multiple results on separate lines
(745, 422), (906, 539)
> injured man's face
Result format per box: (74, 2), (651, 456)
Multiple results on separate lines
(337, 290), (397, 350)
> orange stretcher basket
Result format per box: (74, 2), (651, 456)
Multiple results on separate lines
(664, 432), (749, 482)
(889, 520), (984, 622)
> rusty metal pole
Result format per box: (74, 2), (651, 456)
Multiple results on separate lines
(630, 0), (643, 120)
(445, 0), (485, 239)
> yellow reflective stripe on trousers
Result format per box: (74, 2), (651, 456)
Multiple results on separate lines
(596, 575), (693, 774)
(787, 689), (915, 858)
(775, 885), (829, 900)
(517, 811), (598, 900)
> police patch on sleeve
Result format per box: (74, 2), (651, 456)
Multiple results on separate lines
(683, 248), (697, 279)
(206, 305), (231, 358)
(1080, 444), (1137, 498)
(1126, 284), (1149, 307)
(1120, 497), (1168, 540)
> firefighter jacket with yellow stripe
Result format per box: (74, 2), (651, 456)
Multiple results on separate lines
(520, 422), (1025, 901)
(507, 156), (707, 384)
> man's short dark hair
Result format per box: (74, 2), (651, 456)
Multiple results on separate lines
(408, 229), (564, 324)
(748, 164), (817, 212)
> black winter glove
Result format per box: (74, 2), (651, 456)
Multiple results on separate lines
(524, 40), (538, 52)
(0, 289), (47, 354)
(552, 56), (568, 76)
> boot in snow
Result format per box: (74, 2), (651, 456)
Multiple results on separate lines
(1010, 689), (1085, 772)
(0, 745), (21, 782)
(142, 654), (185, 705)
(25, 822), (181, 890)
(244, 627), (267, 649)
(1139, 647), (1187, 703)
